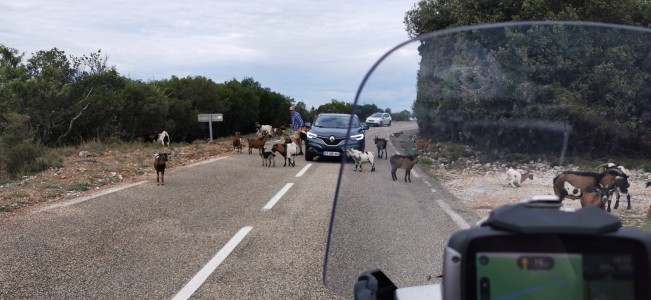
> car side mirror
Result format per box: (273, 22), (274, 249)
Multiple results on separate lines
(363, 124), (369, 130)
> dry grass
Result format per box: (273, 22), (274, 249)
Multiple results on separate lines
(0, 140), (231, 215)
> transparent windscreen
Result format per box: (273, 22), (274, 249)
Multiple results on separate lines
(323, 22), (651, 299)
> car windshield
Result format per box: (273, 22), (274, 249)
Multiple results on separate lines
(369, 113), (383, 118)
(324, 21), (651, 299)
(314, 115), (359, 129)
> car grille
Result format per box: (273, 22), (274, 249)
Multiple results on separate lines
(318, 136), (346, 146)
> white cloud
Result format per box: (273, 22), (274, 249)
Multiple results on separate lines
(0, 0), (418, 111)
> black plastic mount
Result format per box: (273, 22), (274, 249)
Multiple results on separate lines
(485, 200), (622, 235)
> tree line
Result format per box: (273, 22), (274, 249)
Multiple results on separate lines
(0, 45), (409, 178)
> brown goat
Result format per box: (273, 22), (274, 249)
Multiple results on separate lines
(580, 185), (609, 209)
(374, 135), (387, 159)
(154, 153), (169, 186)
(390, 154), (419, 182)
(233, 132), (242, 153)
(552, 169), (627, 208)
(271, 143), (298, 167)
(414, 138), (432, 153)
(247, 135), (270, 155)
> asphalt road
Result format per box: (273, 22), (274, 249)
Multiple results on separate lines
(0, 121), (478, 299)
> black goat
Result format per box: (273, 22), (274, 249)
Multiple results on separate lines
(154, 153), (169, 186)
(374, 135), (387, 159)
(596, 163), (632, 211)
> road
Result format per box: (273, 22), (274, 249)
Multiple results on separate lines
(0, 122), (478, 299)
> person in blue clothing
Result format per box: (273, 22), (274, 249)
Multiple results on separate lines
(289, 105), (304, 155)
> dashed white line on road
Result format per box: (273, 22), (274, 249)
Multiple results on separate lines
(172, 226), (253, 300)
(35, 181), (148, 213)
(262, 183), (294, 211)
(436, 198), (470, 229)
(186, 156), (229, 167)
(295, 164), (312, 177)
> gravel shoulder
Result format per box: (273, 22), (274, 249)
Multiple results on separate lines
(390, 130), (651, 230)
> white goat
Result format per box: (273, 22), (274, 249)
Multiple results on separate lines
(155, 131), (170, 147)
(346, 148), (375, 172)
(506, 168), (533, 188)
(255, 122), (273, 137)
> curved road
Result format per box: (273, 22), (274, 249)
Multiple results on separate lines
(0, 122), (479, 299)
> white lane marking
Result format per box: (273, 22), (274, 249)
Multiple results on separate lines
(172, 226), (253, 300)
(295, 164), (312, 177)
(187, 156), (229, 167)
(262, 183), (294, 211)
(35, 181), (148, 213)
(436, 199), (470, 229)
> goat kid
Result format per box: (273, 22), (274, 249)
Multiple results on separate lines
(260, 147), (276, 167)
(506, 168), (533, 188)
(233, 132), (243, 153)
(390, 154), (419, 182)
(346, 148), (375, 172)
(596, 163), (632, 210)
(154, 153), (169, 186)
(580, 185), (610, 209)
(374, 135), (387, 159)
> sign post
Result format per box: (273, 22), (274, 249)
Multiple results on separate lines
(197, 113), (223, 141)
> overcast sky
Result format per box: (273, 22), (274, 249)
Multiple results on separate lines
(1, 0), (420, 112)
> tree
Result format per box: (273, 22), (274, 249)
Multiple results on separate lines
(405, 0), (651, 38)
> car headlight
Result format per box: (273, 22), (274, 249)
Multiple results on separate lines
(350, 133), (364, 141)
(306, 131), (317, 139)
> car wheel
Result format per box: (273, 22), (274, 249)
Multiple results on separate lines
(305, 151), (314, 161)
(388, 121), (391, 126)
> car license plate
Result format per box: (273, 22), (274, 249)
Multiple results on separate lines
(323, 151), (340, 157)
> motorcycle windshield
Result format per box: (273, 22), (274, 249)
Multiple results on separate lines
(323, 22), (651, 299)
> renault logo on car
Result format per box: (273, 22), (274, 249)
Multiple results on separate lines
(329, 136), (335, 143)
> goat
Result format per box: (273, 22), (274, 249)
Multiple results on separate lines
(152, 131), (170, 147)
(271, 142), (299, 167)
(247, 135), (270, 155)
(374, 135), (387, 159)
(233, 132), (243, 153)
(414, 138), (432, 153)
(552, 168), (628, 212)
(255, 122), (273, 137)
(580, 185), (610, 209)
(506, 168), (534, 188)
(596, 163), (632, 210)
(390, 154), (419, 182)
(346, 148), (375, 172)
(154, 153), (169, 186)
(391, 131), (403, 137)
(280, 133), (292, 144)
(260, 147), (276, 167)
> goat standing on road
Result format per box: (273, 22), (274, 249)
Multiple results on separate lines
(154, 153), (169, 186)
(374, 135), (387, 159)
(390, 154), (419, 182)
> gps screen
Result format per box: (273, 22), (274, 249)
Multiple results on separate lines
(476, 252), (635, 300)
